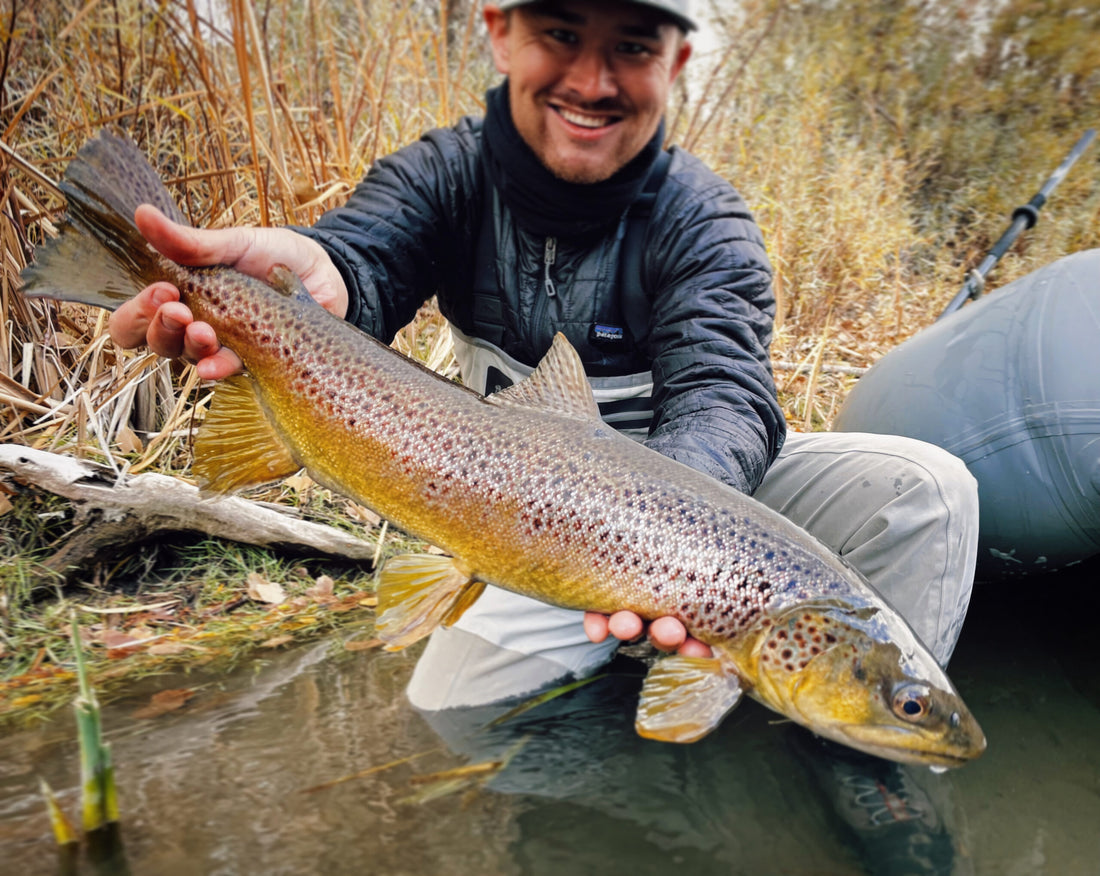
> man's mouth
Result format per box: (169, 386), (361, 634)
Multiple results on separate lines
(552, 104), (620, 130)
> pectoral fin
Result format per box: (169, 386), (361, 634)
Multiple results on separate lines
(635, 655), (744, 743)
(376, 553), (486, 650)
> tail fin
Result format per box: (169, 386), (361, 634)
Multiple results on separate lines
(20, 131), (189, 311)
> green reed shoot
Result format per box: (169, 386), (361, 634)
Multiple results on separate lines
(71, 613), (119, 833)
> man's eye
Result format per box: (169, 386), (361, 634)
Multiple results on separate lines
(547, 28), (578, 45)
(617, 41), (654, 56)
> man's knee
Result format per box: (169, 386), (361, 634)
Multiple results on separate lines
(757, 431), (979, 663)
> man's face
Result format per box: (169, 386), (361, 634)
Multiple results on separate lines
(485, 2), (692, 184)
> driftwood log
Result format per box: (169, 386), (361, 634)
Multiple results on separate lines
(0, 443), (377, 575)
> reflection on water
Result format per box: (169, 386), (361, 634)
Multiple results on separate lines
(1, 566), (1099, 876)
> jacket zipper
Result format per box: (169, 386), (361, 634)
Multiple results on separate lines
(543, 236), (557, 298)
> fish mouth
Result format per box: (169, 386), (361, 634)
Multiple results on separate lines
(833, 723), (987, 768)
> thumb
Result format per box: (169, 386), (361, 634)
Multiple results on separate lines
(134, 203), (251, 269)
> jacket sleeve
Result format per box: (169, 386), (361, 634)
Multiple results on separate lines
(296, 121), (481, 342)
(643, 152), (785, 494)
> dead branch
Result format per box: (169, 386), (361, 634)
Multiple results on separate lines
(0, 443), (377, 575)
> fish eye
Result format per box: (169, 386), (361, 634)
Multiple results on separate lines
(891, 683), (932, 723)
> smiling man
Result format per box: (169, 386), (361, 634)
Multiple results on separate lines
(109, 0), (978, 723)
(486, 1), (691, 183)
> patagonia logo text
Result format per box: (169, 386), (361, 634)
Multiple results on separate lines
(591, 324), (625, 343)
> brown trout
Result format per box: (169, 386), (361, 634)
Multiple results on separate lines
(21, 131), (985, 767)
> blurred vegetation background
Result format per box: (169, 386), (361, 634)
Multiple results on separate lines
(0, 0), (1097, 713)
(2, 0), (1098, 451)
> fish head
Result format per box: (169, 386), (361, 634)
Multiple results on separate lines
(746, 602), (986, 767)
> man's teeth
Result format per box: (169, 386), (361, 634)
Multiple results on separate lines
(557, 107), (612, 129)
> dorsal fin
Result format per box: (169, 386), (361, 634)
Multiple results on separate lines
(485, 332), (601, 422)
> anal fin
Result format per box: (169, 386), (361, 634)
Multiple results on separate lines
(193, 374), (301, 492)
(376, 553), (485, 650)
(635, 655), (744, 743)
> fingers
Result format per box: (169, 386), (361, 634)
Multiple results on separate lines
(154, 313), (242, 378)
(107, 281), (242, 377)
(675, 638), (714, 658)
(608, 610), (644, 641)
(648, 616), (687, 651)
(583, 611), (609, 644)
(108, 283), (180, 349)
(584, 611), (713, 657)
(195, 346), (244, 381)
(648, 617), (712, 656)
(135, 205), (351, 321)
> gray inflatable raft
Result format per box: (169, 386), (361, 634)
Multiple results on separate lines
(834, 249), (1100, 581)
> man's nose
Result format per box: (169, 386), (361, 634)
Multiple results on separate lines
(562, 48), (618, 102)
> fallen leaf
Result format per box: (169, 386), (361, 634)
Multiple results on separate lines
(344, 501), (381, 527)
(306, 575), (336, 604)
(261, 635), (294, 648)
(116, 425), (144, 455)
(246, 572), (286, 605)
(283, 473), (314, 493)
(358, 596), (378, 608)
(0, 494), (12, 517)
(132, 688), (196, 719)
(99, 629), (141, 649)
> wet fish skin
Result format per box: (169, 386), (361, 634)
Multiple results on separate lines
(20, 131), (985, 766)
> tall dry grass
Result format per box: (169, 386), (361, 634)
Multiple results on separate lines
(1, 0), (493, 471)
(1, 0), (1098, 456)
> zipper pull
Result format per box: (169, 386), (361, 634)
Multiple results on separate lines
(543, 236), (557, 298)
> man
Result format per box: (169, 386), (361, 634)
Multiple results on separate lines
(112, 0), (976, 710)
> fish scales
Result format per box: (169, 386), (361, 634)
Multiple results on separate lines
(19, 130), (986, 766)
(178, 259), (860, 636)
(203, 269), (861, 641)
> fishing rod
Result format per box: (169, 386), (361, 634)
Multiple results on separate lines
(939, 128), (1097, 320)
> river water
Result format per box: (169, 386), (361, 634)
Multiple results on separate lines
(1, 564), (1098, 876)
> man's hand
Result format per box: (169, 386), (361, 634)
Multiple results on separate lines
(583, 611), (713, 657)
(108, 205), (348, 379)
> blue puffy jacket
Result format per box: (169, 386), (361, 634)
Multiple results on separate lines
(299, 114), (785, 493)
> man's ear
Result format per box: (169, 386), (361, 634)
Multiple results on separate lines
(484, 5), (512, 75)
(669, 38), (692, 83)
